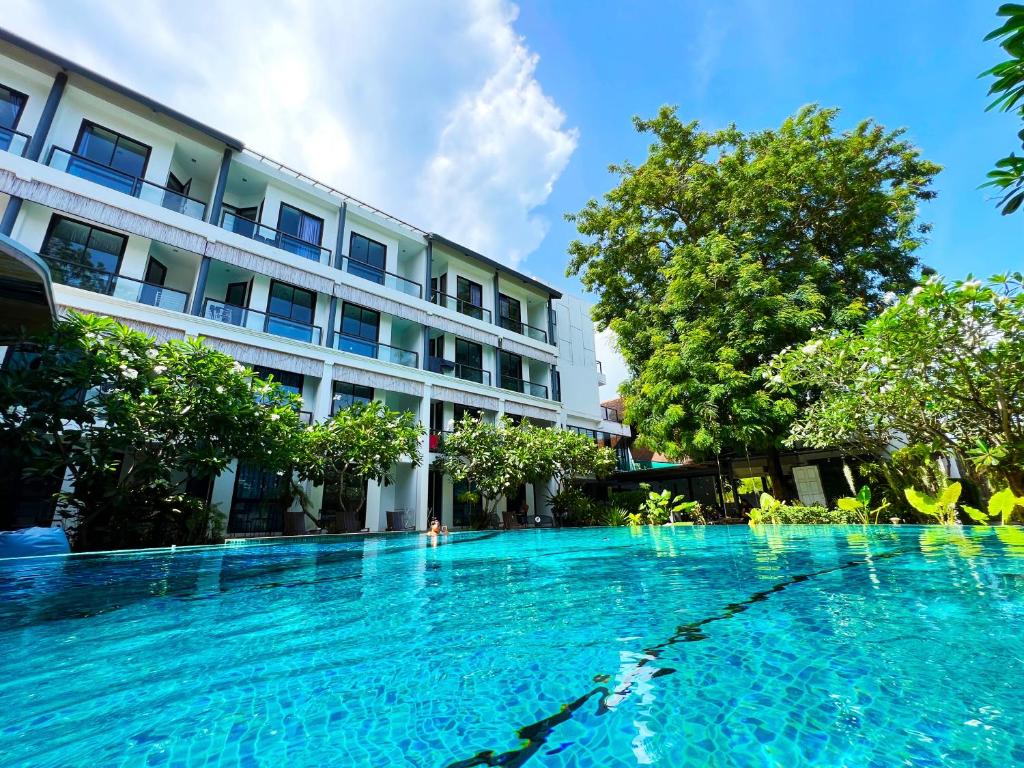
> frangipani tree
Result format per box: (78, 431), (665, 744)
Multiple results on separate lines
(438, 415), (534, 527)
(0, 312), (304, 549)
(529, 426), (617, 496)
(769, 273), (1024, 497)
(297, 400), (422, 533)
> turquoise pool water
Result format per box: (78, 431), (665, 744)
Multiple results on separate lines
(1, 525), (1023, 767)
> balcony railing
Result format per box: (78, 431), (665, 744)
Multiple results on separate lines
(498, 315), (548, 343)
(46, 147), (207, 219)
(453, 362), (491, 386)
(0, 126), (30, 157)
(499, 374), (548, 399)
(298, 410), (314, 425)
(428, 429), (454, 453)
(432, 290), (492, 323)
(202, 298), (322, 345)
(43, 257), (190, 312)
(220, 210), (332, 263)
(334, 333), (419, 368)
(602, 406), (622, 422)
(342, 256), (422, 298)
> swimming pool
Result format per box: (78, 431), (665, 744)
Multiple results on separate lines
(1, 525), (1022, 767)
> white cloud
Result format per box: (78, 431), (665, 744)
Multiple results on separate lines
(595, 327), (629, 399)
(2, 0), (576, 269)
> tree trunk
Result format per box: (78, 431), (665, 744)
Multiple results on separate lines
(766, 447), (794, 502)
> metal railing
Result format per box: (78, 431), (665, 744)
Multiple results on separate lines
(334, 333), (419, 368)
(43, 257), (190, 312)
(498, 315), (548, 343)
(602, 406), (622, 422)
(0, 126), (30, 157)
(220, 210), (332, 263)
(432, 290), (492, 323)
(453, 362), (491, 386)
(428, 429), (454, 453)
(46, 147), (207, 219)
(298, 410), (314, 425)
(499, 374), (548, 399)
(202, 298), (322, 345)
(596, 360), (604, 373)
(341, 256), (422, 298)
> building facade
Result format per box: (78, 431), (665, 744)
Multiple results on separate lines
(0, 30), (629, 535)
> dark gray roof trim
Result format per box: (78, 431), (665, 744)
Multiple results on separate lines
(428, 233), (562, 299)
(0, 27), (244, 151)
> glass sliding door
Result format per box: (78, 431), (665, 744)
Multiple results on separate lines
(277, 202), (325, 261)
(71, 121), (151, 194)
(348, 232), (387, 284)
(337, 302), (380, 358)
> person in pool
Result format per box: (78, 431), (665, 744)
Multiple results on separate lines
(426, 518), (449, 536)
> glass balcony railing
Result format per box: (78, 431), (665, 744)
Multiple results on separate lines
(498, 315), (548, 343)
(220, 211), (332, 263)
(202, 298), (322, 345)
(46, 147), (207, 219)
(453, 362), (491, 386)
(334, 333), (419, 368)
(499, 374), (548, 399)
(432, 290), (492, 323)
(0, 126), (30, 157)
(342, 256), (422, 298)
(43, 257), (190, 312)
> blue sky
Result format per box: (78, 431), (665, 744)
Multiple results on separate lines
(517, 0), (1022, 293)
(6, 1), (1022, 394)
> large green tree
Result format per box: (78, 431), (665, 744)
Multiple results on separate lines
(567, 105), (939, 497)
(982, 3), (1024, 214)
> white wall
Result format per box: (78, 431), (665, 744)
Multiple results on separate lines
(553, 294), (602, 421)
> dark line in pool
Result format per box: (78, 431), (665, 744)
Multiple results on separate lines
(445, 546), (911, 768)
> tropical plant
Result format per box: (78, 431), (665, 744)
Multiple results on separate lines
(297, 400), (422, 534)
(904, 482), (963, 526)
(438, 415), (534, 528)
(0, 312), (303, 550)
(770, 274), (1024, 497)
(962, 487), (1024, 525)
(982, 3), (1024, 214)
(625, 511), (646, 527)
(600, 506), (630, 527)
(567, 104), (939, 498)
(529, 426), (617, 495)
(835, 486), (889, 525)
(550, 486), (599, 527)
(643, 489), (704, 524)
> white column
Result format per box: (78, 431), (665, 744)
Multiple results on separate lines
(313, 361), (334, 421)
(415, 383), (433, 530)
(365, 480), (383, 532)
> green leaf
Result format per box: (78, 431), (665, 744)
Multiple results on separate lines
(989, 487), (1024, 517)
(962, 505), (990, 524)
(904, 488), (936, 515)
(836, 497), (861, 512)
(940, 482), (962, 507)
(856, 485), (871, 505)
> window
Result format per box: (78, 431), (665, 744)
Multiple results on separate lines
(551, 369), (562, 402)
(0, 83), (27, 153)
(498, 293), (522, 332)
(222, 203), (260, 237)
(348, 232), (387, 284)
(277, 203), (324, 260)
(499, 350), (523, 392)
(455, 338), (484, 383)
(267, 280), (317, 343)
(337, 302), (380, 358)
(144, 257), (167, 286)
(268, 280), (315, 324)
(41, 215), (127, 293)
(453, 404), (481, 422)
(252, 365), (304, 399)
(457, 276), (484, 320)
(72, 121), (151, 193)
(332, 381), (373, 415)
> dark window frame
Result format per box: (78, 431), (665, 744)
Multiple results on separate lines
(457, 276), (483, 308)
(498, 293), (521, 322)
(500, 350), (523, 382)
(41, 213), (129, 275)
(144, 256), (167, 286)
(0, 82), (28, 130)
(252, 365), (304, 397)
(455, 338), (483, 368)
(340, 301), (380, 342)
(277, 201), (325, 246)
(73, 119), (153, 179)
(349, 231), (387, 269)
(332, 380), (374, 414)
(268, 279), (316, 325)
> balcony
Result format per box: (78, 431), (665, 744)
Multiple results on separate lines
(0, 126), (30, 157)
(432, 290), (492, 323)
(43, 257), (190, 312)
(220, 210), (332, 263)
(341, 256), (422, 298)
(334, 333), (419, 368)
(452, 361), (491, 386)
(46, 147), (207, 219)
(498, 315), (548, 343)
(202, 298), (322, 345)
(499, 374), (548, 399)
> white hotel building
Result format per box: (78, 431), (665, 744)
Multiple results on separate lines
(0, 30), (629, 535)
